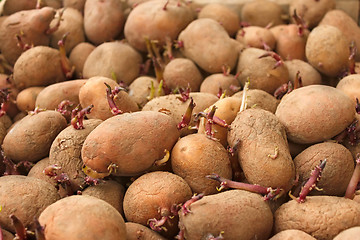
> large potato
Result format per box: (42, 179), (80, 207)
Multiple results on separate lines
(275, 85), (355, 144)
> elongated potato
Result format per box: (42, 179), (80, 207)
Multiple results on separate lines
(16, 87), (45, 112)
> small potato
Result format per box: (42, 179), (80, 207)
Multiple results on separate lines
(269, 230), (317, 240)
(128, 76), (159, 108)
(200, 73), (241, 97)
(69, 42), (95, 78)
(333, 227), (360, 240)
(179, 190), (273, 240)
(232, 89), (279, 113)
(2, 110), (67, 163)
(241, 0), (285, 27)
(171, 133), (232, 195)
(0, 175), (60, 233)
(228, 108), (295, 191)
(275, 85), (355, 144)
(274, 196), (360, 240)
(16, 87), (45, 112)
(285, 59), (322, 86)
(39, 195), (127, 240)
(126, 222), (167, 240)
(236, 26), (276, 50)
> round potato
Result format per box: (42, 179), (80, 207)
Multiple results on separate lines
(269, 230), (316, 240)
(333, 226), (360, 240)
(125, 222), (167, 240)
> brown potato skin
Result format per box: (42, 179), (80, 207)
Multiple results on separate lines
(39, 195), (127, 240)
(227, 108), (295, 191)
(0, 175), (60, 233)
(171, 133), (232, 195)
(27, 157), (54, 185)
(275, 85), (355, 144)
(63, 0), (86, 13)
(128, 76), (159, 108)
(336, 74), (360, 104)
(232, 89), (279, 113)
(2, 110), (67, 163)
(269, 230), (317, 240)
(274, 196), (360, 240)
(82, 111), (180, 176)
(236, 26), (276, 50)
(125, 222), (167, 240)
(0, 229), (14, 240)
(333, 227), (360, 240)
(294, 142), (354, 196)
(179, 190), (273, 240)
(241, 0), (285, 27)
(69, 42), (95, 78)
(16, 87), (45, 112)
(123, 171), (192, 238)
(285, 59), (322, 86)
(200, 73), (241, 97)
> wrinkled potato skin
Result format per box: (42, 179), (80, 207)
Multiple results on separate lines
(274, 196), (360, 240)
(39, 195), (127, 240)
(275, 85), (355, 144)
(269, 230), (317, 240)
(2, 110), (67, 163)
(333, 227), (360, 240)
(82, 111), (180, 176)
(285, 60), (322, 86)
(84, 0), (125, 45)
(125, 222), (167, 240)
(294, 142), (354, 196)
(171, 134), (232, 195)
(69, 42), (95, 78)
(79, 76), (139, 121)
(228, 108), (295, 191)
(200, 73), (241, 97)
(241, 0), (285, 27)
(0, 175), (60, 233)
(16, 87), (45, 112)
(179, 190), (273, 240)
(232, 89), (279, 113)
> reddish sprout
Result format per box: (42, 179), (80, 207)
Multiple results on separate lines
(274, 81), (293, 99)
(221, 65), (231, 76)
(0, 225), (3, 240)
(58, 32), (75, 79)
(292, 9), (308, 37)
(0, 88), (10, 117)
(258, 51), (283, 69)
(261, 39), (271, 51)
(71, 104), (94, 130)
(148, 216), (169, 232)
(15, 33), (33, 51)
(1, 152), (33, 176)
(345, 154), (360, 199)
(227, 139), (240, 157)
(195, 106), (230, 140)
(176, 86), (191, 102)
(43, 164), (61, 177)
(181, 193), (204, 215)
(104, 83), (125, 115)
(356, 98), (360, 114)
(174, 40), (184, 49)
(162, 0), (170, 10)
(349, 41), (357, 75)
(346, 120), (359, 146)
(207, 174), (284, 201)
(34, 218), (45, 240)
(10, 215), (27, 240)
(294, 71), (303, 89)
(57, 100), (74, 116)
(164, 37), (174, 60)
(290, 159), (327, 203)
(177, 98), (196, 130)
(46, 8), (64, 35)
(216, 87), (223, 99)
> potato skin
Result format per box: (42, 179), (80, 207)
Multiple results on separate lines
(336, 74), (360, 104)
(232, 89), (279, 113)
(0, 175), (60, 233)
(333, 227), (360, 240)
(241, 0), (285, 27)
(16, 87), (45, 112)
(39, 195), (127, 240)
(2, 110), (67, 163)
(179, 190), (273, 240)
(284, 59), (322, 86)
(228, 108), (295, 191)
(274, 196), (360, 240)
(82, 111), (180, 176)
(125, 222), (167, 240)
(200, 73), (241, 97)
(171, 133), (232, 195)
(275, 85), (355, 144)
(269, 230), (316, 240)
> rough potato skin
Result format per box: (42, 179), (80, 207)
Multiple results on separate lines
(269, 230), (317, 240)
(27, 157), (54, 185)
(126, 222), (167, 240)
(82, 111), (180, 176)
(275, 85), (355, 144)
(2, 110), (67, 163)
(171, 133), (232, 195)
(179, 190), (273, 240)
(227, 108), (295, 191)
(274, 196), (360, 240)
(241, 0), (285, 27)
(39, 195), (127, 240)
(123, 171), (192, 238)
(294, 142), (354, 196)
(333, 227), (360, 240)
(0, 175), (60, 233)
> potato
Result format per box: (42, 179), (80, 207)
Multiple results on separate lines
(124, 0), (194, 52)
(275, 85), (355, 144)
(79, 76), (139, 121)
(82, 180), (125, 216)
(200, 73), (241, 97)
(284, 59), (322, 86)
(305, 25), (350, 78)
(27, 157), (54, 185)
(0, 229), (14, 240)
(0, 175), (60, 233)
(142, 92), (218, 136)
(333, 227), (360, 240)
(178, 18), (239, 74)
(49, 7), (85, 54)
(123, 171), (192, 238)
(2, 110), (67, 163)
(16, 87), (45, 112)
(171, 133), (232, 195)
(0, 7), (55, 65)
(128, 76), (159, 108)
(13, 46), (67, 90)
(198, 3), (240, 37)
(125, 222), (167, 240)
(63, 0), (86, 13)
(232, 89), (279, 113)
(178, 190), (273, 240)
(227, 108), (295, 191)
(236, 47), (289, 94)
(0, 121), (8, 147)
(81, 111), (179, 176)
(82, 41), (142, 85)
(69, 42), (95, 79)
(2, 0), (37, 15)
(236, 26), (276, 50)
(269, 230), (317, 240)
(39, 195), (127, 240)
(336, 74), (360, 104)
(240, 0), (285, 27)
(163, 58), (203, 92)
(294, 142), (354, 196)
(289, 0), (336, 29)
(84, 0), (125, 45)
(274, 196), (360, 240)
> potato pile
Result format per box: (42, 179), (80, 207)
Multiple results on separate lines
(0, 0), (360, 239)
